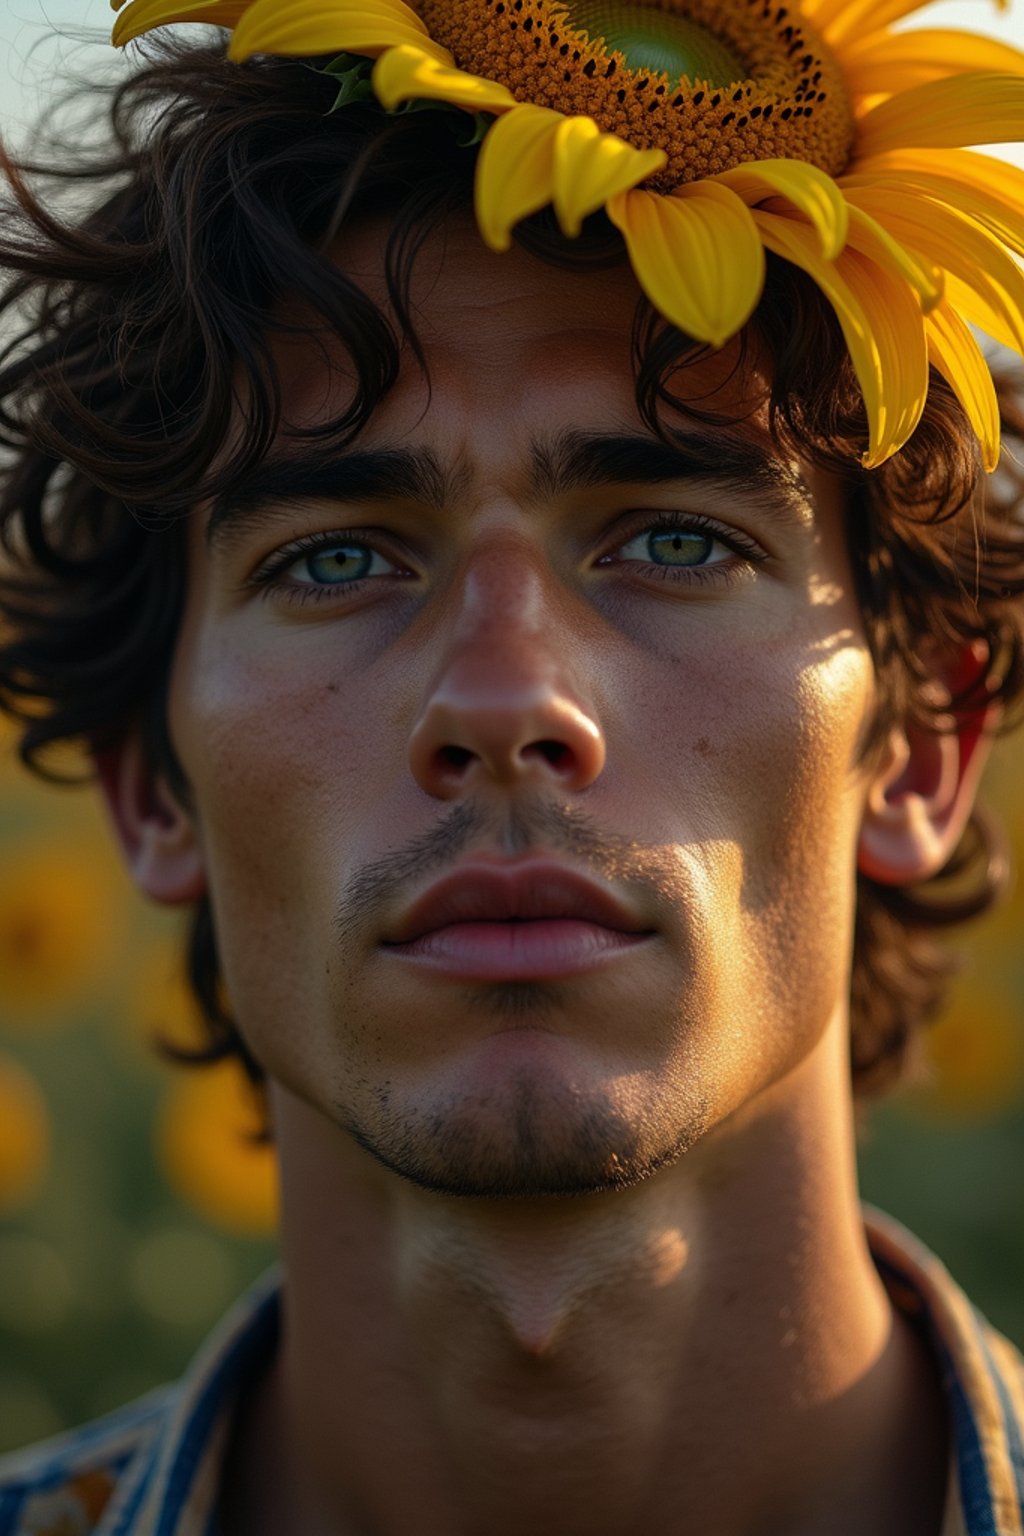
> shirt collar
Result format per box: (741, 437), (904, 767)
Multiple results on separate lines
(864, 1206), (1024, 1536)
(95, 1212), (1023, 1536)
(98, 1264), (281, 1536)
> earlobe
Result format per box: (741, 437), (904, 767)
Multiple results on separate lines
(857, 642), (1000, 887)
(93, 736), (207, 904)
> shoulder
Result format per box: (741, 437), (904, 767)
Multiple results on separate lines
(865, 1206), (1024, 1532)
(0, 1266), (282, 1536)
(0, 1386), (173, 1536)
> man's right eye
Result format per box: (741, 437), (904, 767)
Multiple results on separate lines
(250, 532), (408, 605)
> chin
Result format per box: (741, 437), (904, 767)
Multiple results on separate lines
(338, 1065), (711, 1200)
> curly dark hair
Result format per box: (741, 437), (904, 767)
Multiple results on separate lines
(0, 35), (1021, 1140)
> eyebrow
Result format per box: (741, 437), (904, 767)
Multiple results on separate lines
(531, 429), (812, 522)
(205, 428), (813, 553)
(206, 445), (462, 551)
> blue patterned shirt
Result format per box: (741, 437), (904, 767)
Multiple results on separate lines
(0, 1208), (1021, 1536)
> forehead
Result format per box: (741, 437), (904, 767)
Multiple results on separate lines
(263, 212), (772, 462)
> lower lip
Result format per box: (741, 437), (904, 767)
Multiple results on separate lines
(383, 919), (652, 980)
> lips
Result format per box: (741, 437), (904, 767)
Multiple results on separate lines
(381, 861), (656, 982)
(384, 862), (652, 946)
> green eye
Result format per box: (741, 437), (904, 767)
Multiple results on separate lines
(645, 527), (715, 566)
(304, 544), (376, 583)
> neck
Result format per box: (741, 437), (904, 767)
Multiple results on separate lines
(223, 1026), (949, 1536)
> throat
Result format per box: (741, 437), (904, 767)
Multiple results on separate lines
(393, 1194), (691, 1370)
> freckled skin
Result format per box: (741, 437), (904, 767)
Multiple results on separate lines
(161, 220), (956, 1536)
(171, 227), (874, 1199)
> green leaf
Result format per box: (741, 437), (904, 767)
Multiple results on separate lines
(310, 52), (376, 112)
(308, 51), (491, 142)
(457, 112), (491, 148)
(391, 97), (492, 146)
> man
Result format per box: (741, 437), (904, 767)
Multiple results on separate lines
(0, 2), (1022, 1533)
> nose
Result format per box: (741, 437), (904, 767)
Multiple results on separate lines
(408, 542), (606, 800)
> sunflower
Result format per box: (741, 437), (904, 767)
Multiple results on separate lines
(111, 0), (1024, 468)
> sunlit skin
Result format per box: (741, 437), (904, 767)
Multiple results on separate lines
(101, 216), (995, 1536)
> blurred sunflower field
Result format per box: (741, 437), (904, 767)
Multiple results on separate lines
(0, 715), (1021, 1452)
(0, 724), (277, 1449)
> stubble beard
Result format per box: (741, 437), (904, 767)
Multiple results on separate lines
(340, 1046), (710, 1200)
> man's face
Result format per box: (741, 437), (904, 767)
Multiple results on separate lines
(168, 216), (877, 1197)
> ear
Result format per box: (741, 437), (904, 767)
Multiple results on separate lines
(93, 736), (207, 903)
(857, 640), (1001, 886)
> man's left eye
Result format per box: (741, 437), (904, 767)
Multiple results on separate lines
(616, 524), (725, 568)
(288, 541), (398, 585)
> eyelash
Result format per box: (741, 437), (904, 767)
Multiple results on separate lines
(250, 531), (407, 607)
(249, 511), (768, 607)
(599, 511), (767, 589)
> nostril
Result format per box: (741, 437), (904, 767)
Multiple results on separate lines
(439, 745), (474, 770)
(528, 740), (573, 770)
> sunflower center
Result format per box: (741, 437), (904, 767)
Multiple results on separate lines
(423, 0), (856, 189)
(565, 1), (744, 88)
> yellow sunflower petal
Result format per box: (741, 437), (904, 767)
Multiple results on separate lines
(753, 209), (928, 465)
(803, 0), (941, 48)
(841, 30), (1024, 97)
(714, 160), (849, 260)
(229, 0), (444, 63)
(855, 74), (1024, 157)
(941, 272), (1021, 356)
(112, 0), (250, 47)
(475, 105), (562, 252)
(843, 203), (943, 309)
(842, 185), (1024, 353)
(845, 150), (1024, 260)
(373, 45), (515, 113)
(925, 301), (1000, 472)
(606, 184), (765, 350)
(551, 119), (665, 240)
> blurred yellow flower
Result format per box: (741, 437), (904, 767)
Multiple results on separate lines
(0, 705), (91, 787)
(999, 777), (1024, 874)
(0, 844), (128, 1023)
(922, 981), (1023, 1122)
(0, 1052), (50, 1213)
(157, 1061), (278, 1237)
(982, 736), (1023, 838)
(122, 935), (209, 1064)
(0, 713), (18, 774)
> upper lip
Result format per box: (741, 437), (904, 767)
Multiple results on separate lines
(384, 861), (653, 944)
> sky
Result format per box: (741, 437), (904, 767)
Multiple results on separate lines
(0, 0), (1020, 166)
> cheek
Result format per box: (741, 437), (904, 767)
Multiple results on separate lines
(615, 607), (873, 855)
(613, 601), (875, 1072)
(167, 617), (409, 1061)
(723, 637), (872, 877)
(696, 626), (876, 1071)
